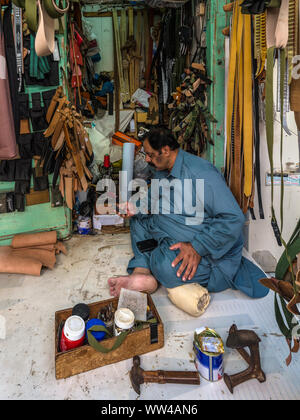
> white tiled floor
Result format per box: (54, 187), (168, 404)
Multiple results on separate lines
(0, 233), (299, 400)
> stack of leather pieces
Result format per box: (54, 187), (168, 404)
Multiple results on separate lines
(0, 231), (67, 276)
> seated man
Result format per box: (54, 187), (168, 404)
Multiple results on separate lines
(108, 127), (268, 300)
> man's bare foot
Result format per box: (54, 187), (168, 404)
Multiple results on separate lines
(108, 268), (158, 297)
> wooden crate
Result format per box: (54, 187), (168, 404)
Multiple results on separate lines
(55, 294), (164, 379)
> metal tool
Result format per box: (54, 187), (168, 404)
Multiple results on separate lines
(223, 324), (266, 394)
(129, 355), (200, 395)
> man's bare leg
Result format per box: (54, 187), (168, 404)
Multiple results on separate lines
(108, 267), (158, 297)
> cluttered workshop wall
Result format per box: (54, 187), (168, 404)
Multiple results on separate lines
(82, 11), (114, 72)
(222, 0), (300, 264)
(0, 3), (72, 245)
(77, 1), (218, 159)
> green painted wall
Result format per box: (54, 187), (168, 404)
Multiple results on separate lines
(205, 0), (227, 172)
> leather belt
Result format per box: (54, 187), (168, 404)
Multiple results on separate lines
(225, 1), (254, 213)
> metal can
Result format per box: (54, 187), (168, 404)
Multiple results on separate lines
(193, 327), (224, 382)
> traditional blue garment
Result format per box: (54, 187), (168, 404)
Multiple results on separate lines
(127, 148), (268, 298)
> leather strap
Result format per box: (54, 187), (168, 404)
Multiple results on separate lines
(243, 12), (253, 198)
(44, 0), (69, 19)
(25, 0), (37, 32)
(35, 0), (55, 57)
(266, 46), (283, 245)
(254, 12), (267, 77)
(275, 0), (289, 48)
(226, 1), (254, 211)
(46, 85), (63, 123)
(44, 95), (69, 137)
(12, 0), (69, 34)
(287, 0), (297, 84)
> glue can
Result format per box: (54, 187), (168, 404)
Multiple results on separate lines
(193, 327), (224, 382)
(114, 308), (135, 336)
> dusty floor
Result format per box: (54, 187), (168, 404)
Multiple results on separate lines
(0, 233), (299, 400)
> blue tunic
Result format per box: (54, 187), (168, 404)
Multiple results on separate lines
(127, 148), (268, 298)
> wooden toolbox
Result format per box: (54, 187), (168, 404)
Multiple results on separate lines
(55, 294), (164, 379)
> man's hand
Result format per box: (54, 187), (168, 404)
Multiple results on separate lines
(170, 242), (201, 282)
(117, 201), (136, 219)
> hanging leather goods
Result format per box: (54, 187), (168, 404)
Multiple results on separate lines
(225, 0), (254, 211)
(44, 0), (69, 19)
(243, 12), (254, 200)
(74, 118), (93, 157)
(254, 12), (267, 77)
(225, 0), (239, 173)
(35, 0), (55, 57)
(0, 13), (17, 160)
(266, 47), (282, 246)
(286, 0), (297, 84)
(70, 22), (82, 105)
(44, 95), (69, 137)
(46, 85), (63, 123)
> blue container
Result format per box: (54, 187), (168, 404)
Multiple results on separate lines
(194, 343), (223, 382)
(86, 318), (106, 341)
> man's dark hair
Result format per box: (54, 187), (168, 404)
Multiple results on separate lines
(144, 127), (180, 151)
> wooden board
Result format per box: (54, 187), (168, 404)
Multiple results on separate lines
(25, 189), (50, 206)
(55, 294), (164, 379)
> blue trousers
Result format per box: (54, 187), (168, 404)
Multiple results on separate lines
(127, 214), (269, 298)
(127, 215), (232, 291)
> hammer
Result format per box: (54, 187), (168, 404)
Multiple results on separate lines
(129, 355), (200, 395)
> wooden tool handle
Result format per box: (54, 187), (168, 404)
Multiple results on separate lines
(143, 370), (200, 385)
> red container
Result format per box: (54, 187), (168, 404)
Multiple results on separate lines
(60, 315), (85, 352)
(104, 154), (110, 168)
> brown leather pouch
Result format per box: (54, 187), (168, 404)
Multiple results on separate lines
(20, 119), (31, 135)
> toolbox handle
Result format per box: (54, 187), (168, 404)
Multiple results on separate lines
(87, 325), (128, 354)
(87, 319), (158, 353)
